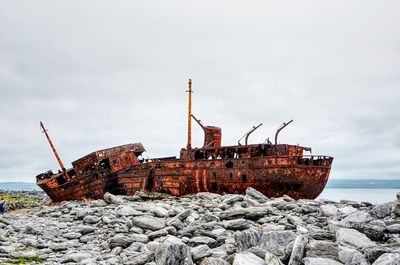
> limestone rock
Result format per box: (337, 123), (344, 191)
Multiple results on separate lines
(306, 240), (339, 260)
(104, 192), (124, 205)
(155, 240), (193, 265)
(116, 205), (143, 216)
(123, 251), (153, 265)
(246, 187), (268, 202)
(109, 234), (134, 248)
(189, 236), (217, 247)
(303, 257), (343, 265)
(320, 204), (339, 217)
(132, 215), (166, 231)
(336, 228), (376, 250)
(349, 253), (369, 265)
(372, 253), (400, 265)
(200, 257), (230, 265)
(288, 235), (308, 265)
(338, 246), (363, 264)
(233, 252), (266, 265)
(61, 252), (92, 263)
(83, 215), (100, 224)
(191, 244), (212, 260)
(235, 229), (296, 259)
(370, 202), (394, 219)
(339, 211), (373, 227)
(264, 252), (283, 265)
(259, 230), (297, 259)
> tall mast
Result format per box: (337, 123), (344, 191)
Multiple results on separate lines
(40, 121), (68, 179)
(186, 79), (193, 150)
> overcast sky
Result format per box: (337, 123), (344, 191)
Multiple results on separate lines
(1, 0), (399, 182)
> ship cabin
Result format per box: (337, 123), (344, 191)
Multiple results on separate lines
(36, 143), (145, 187)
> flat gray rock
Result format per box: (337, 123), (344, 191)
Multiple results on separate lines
(191, 244), (212, 260)
(372, 253), (400, 265)
(103, 192), (124, 205)
(109, 234), (134, 248)
(200, 257), (230, 265)
(233, 252), (266, 265)
(320, 204), (339, 217)
(246, 187), (268, 202)
(370, 202), (394, 219)
(116, 205), (143, 216)
(336, 228), (376, 250)
(83, 215), (100, 224)
(132, 215), (166, 231)
(61, 252), (92, 263)
(306, 240), (339, 260)
(338, 246), (363, 264)
(339, 211), (373, 227)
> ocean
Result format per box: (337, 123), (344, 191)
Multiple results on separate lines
(0, 180), (399, 204)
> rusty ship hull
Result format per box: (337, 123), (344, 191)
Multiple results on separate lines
(36, 79), (334, 202)
(118, 146), (333, 200)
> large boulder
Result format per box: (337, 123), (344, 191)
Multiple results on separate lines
(235, 229), (297, 260)
(259, 231), (297, 259)
(336, 228), (376, 250)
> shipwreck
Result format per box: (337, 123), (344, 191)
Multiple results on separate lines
(36, 79), (333, 202)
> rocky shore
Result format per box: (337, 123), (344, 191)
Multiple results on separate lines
(0, 188), (399, 265)
(0, 190), (50, 211)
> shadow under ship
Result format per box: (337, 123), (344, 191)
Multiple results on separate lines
(36, 80), (333, 202)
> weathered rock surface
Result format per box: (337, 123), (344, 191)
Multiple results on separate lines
(336, 228), (376, 250)
(233, 252), (265, 265)
(372, 253), (400, 265)
(303, 257), (343, 265)
(0, 189), (399, 265)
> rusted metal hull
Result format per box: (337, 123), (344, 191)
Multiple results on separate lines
(118, 155), (333, 200)
(37, 143), (333, 201)
(37, 170), (120, 202)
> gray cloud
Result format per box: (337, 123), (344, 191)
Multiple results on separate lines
(0, 0), (399, 181)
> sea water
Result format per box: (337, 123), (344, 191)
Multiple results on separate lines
(317, 188), (398, 204)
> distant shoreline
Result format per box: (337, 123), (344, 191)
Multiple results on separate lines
(1, 179), (400, 190)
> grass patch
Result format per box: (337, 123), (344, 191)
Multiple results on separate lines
(0, 255), (43, 264)
(0, 196), (40, 204)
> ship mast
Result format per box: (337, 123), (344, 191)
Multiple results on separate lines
(40, 121), (69, 180)
(186, 79), (193, 150)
